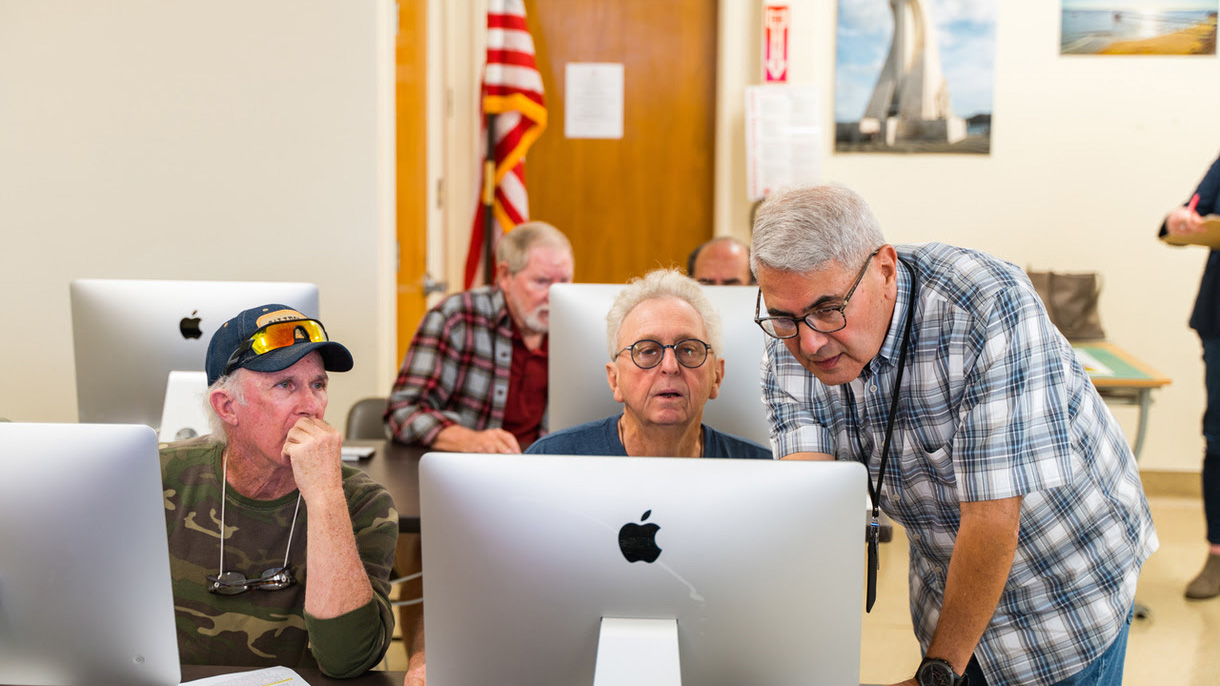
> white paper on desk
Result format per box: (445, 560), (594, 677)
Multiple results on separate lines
(181, 666), (311, 686)
(1075, 348), (1114, 377)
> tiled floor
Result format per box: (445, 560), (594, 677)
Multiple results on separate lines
(383, 493), (1220, 683)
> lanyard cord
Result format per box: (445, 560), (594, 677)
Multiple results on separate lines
(862, 258), (918, 521)
(216, 450), (303, 575)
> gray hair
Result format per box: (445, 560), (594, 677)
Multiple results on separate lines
(203, 369), (246, 445)
(605, 268), (723, 360)
(495, 221), (572, 275)
(750, 183), (886, 276)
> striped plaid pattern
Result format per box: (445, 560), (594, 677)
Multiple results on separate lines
(762, 242), (1157, 686)
(464, 0), (548, 288)
(387, 287), (518, 445)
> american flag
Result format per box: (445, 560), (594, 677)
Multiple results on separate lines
(463, 0), (547, 288)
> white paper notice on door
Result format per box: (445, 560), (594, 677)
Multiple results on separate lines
(564, 62), (624, 139)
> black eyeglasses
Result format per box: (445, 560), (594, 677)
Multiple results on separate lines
(207, 566), (296, 596)
(754, 248), (880, 339)
(616, 339), (711, 369)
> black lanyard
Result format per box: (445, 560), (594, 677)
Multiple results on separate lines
(860, 257), (917, 612)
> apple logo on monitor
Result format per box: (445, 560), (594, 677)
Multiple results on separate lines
(179, 310), (203, 340)
(618, 510), (662, 563)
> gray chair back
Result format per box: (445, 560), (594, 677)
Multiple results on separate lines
(345, 397), (389, 440)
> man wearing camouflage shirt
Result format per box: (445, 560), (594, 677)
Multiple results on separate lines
(160, 304), (398, 677)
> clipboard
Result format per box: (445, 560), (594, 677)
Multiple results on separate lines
(1161, 215), (1220, 249)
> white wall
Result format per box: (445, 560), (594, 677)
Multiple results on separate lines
(0, 0), (398, 427)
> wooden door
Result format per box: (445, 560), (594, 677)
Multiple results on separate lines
(524, 0), (718, 284)
(396, 0), (428, 364)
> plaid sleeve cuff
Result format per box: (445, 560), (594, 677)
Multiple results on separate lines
(773, 424), (835, 458)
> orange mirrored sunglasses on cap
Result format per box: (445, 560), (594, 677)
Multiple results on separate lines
(222, 319), (328, 376)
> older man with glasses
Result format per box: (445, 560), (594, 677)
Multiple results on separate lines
(527, 268), (770, 459)
(159, 304), (398, 677)
(402, 270), (771, 686)
(752, 184), (1157, 686)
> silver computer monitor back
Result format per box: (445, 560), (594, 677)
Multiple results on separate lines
(548, 283), (771, 446)
(420, 452), (866, 686)
(0, 422), (180, 686)
(69, 279), (319, 429)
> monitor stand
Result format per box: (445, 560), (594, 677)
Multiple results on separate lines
(158, 370), (209, 442)
(592, 617), (681, 686)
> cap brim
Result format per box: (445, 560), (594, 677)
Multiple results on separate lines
(237, 341), (354, 376)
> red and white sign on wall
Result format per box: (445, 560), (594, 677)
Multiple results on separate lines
(763, 5), (790, 83)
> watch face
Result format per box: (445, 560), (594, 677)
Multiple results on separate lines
(919, 661), (956, 686)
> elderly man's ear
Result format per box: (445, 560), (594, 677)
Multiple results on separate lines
(606, 362), (624, 404)
(209, 387), (240, 427)
(708, 358), (725, 400)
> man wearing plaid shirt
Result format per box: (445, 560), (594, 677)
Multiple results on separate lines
(386, 221), (573, 453)
(752, 184), (1157, 686)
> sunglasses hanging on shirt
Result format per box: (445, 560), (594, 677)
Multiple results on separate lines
(206, 451), (303, 595)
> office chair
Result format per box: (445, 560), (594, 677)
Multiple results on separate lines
(345, 397), (389, 440)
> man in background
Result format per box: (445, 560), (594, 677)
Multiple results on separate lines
(687, 236), (753, 285)
(386, 221), (574, 453)
(529, 267), (770, 459)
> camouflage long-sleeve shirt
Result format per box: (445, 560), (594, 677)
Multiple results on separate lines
(159, 438), (398, 677)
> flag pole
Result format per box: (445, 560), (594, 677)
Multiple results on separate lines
(482, 113), (497, 286)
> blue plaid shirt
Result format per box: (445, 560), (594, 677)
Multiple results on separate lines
(762, 242), (1157, 686)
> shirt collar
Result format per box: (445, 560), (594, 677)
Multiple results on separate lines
(869, 256), (914, 373)
(490, 287), (513, 329)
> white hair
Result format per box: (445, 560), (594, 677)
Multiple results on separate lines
(750, 183), (886, 276)
(495, 221), (572, 275)
(203, 369), (246, 446)
(605, 268), (723, 360)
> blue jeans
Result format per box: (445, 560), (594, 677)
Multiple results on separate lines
(960, 606), (1133, 686)
(1201, 337), (1220, 543)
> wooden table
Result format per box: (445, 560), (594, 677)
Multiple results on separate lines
(344, 439), (425, 533)
(1074, 341), (1172, 460)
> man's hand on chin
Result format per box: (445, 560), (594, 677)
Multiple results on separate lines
(282, 417), (344, 503)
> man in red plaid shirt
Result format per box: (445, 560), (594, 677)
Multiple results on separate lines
(386, 221), (573, 453)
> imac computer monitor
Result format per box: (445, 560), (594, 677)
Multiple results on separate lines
(419, 452), (867, 686)
(548, 283), (771, 446)
(70, 279), (319, 430)
(0, 422), (180, 686)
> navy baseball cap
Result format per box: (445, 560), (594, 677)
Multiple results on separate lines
(205, 304), (353, 385)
